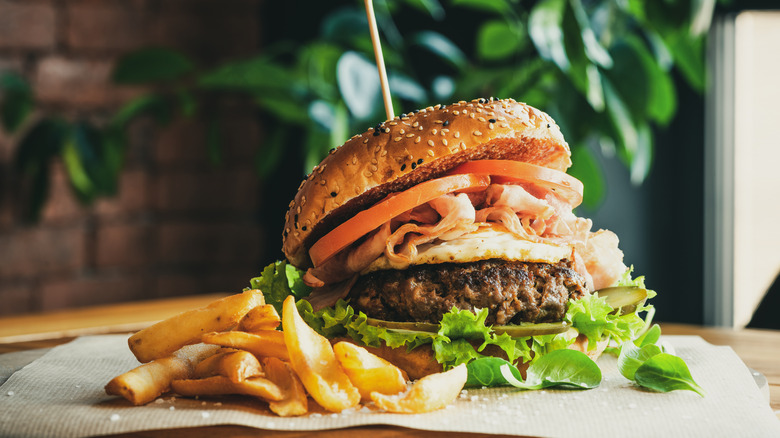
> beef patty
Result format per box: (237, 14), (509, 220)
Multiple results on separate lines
(347, 259), (587, 325)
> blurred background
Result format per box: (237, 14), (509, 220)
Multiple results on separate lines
(0, 0), (777, 328)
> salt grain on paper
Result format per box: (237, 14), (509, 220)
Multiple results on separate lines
(169, 406), (175, 411)
(201, 412), (210, 419)
(109, 414), (120, 422)
(6, 391), (14, 396)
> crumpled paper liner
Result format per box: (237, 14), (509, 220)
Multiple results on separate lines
(1, 335), (778, 438)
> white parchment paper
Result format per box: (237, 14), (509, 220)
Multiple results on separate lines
(1, 335), (778, 438)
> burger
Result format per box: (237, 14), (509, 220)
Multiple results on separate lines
(266, 98), (652, 380)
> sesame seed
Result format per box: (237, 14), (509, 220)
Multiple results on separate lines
(301, 196), (306, 205)
(547, 123), (551, 128)
(381, 150), (388, 157)
(411, 162), (417, 169)
(453, 111), (460, 115)
(442, 139), (448, 146)
(394, 136), (402, 142)
(427, 150), (435, 156)
(478, 117), (486, 122)
(432, 129), (438, 135)
(406, 133), (414, 138)
(364, 171), (372, 177)
(469, 113), (475, 119)
(489, 123), (495, 129)
(371, 158), (378, 164)
(443, 120), (450, 127)
(401, 164), (406, 171)
(389, 122), (397, 126)
(473, 130), (483, 136)
(320, 180), (326, 185)
(417, 158), (423, 164)
(352, 156), (357, 164)
(363, 138), (369, 143)
(413, 122), (419, 127)
(399, 129), (405, 134)
(501, 123), (509, 128)
(371, 165), (378, 172)
(373, 131), (380, 136)
(330, 192), (337, 197)
(427, 140), (435, 147)
(415, 136), (421, 143)
(489, 118), (496, 123)
(454, 132), (460, 138)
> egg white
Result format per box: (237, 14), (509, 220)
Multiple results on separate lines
(364, 225), (571, 272)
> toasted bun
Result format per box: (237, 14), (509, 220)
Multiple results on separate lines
(283, 98), (571, 268)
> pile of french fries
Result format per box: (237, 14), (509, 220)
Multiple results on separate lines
(106, 291), (467, 416)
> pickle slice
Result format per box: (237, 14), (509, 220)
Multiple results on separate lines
(595, 286), (648, 314)
(365, 318), (569, 337)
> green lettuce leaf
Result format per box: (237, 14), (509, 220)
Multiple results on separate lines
(248, 261), (312, 316)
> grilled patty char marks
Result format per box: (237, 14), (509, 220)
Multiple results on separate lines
(348, 259), (587, 325)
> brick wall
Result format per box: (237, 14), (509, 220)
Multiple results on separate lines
(0, 0), (267, 316)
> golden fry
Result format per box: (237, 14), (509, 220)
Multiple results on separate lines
(129, 290), (265, 363)
(239, 304), (281, 332)
(262, 357), (308, 417)
(282, 295), (360, 412)
(105, 343), (219, 405)
(171, 375), (283, 402)
(220, 350), (264, 383)
(333, 341), (408, 400)
(370, 364), (467, 414)
(201, 330), (289, 361)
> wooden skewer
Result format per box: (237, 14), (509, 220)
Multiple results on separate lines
(364, 0), (394, 120)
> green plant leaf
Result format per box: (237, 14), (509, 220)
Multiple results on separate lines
(403, 0), (445, 20)
(336, 51), (380, 120)
(320, 7), (368, 45)
(665, 32), (706, 92)
(630, 120), (653, 184)
(568, 145), (604, 209)
(602, 78), (638, 166)
(451, 0), (511, 15)
(477, 20), (523, 61)
(111, 95), (172, 128)
(0, 72), (33, 133)
(199, 56), (295, 92)
(256, 126), (286, 179)
(388, 73), (427, 104)
(411, 31), (468, 70)
(113, 48), (195, 84)
(496, 349), (602, 389)
(62, 122), (118, 203)
(569, 0), (612, 68)
(529, 0), (569, 72)
(14, 118), (67, 221)
(617, 340), (663, 381)
(634, 353), (705, 396)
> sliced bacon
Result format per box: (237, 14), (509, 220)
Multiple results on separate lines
(580, 229), (626, 290)
(485, 184), (555, 219)
(304, 222), (391, 287)
(305, 276), (358, 312)
(386, 193), (478, 264)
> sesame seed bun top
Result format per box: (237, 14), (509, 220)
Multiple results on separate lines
(282, 98), (571, 268)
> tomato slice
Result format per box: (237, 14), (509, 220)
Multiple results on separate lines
(448, 160), (583, 207)
(309, 173), (490, 267)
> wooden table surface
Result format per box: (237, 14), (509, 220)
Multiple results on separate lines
(1, 294), (779, 437)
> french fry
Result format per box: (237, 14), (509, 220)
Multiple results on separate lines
(129, 290), (265, 363)
(201, 330), (289, 361)
(105, 343), (219, 405)
(193, 349), (235, 379)
(239, 304), (281, 332)
(282, 295), (360, 412)
(370, 364), (467, 414)
(194, 349), (264, 382)
(220, 350), (264, 383)
(262, 357), (308, 417)
(333, 341), (408, 400)
(171, 375), (284, 402)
